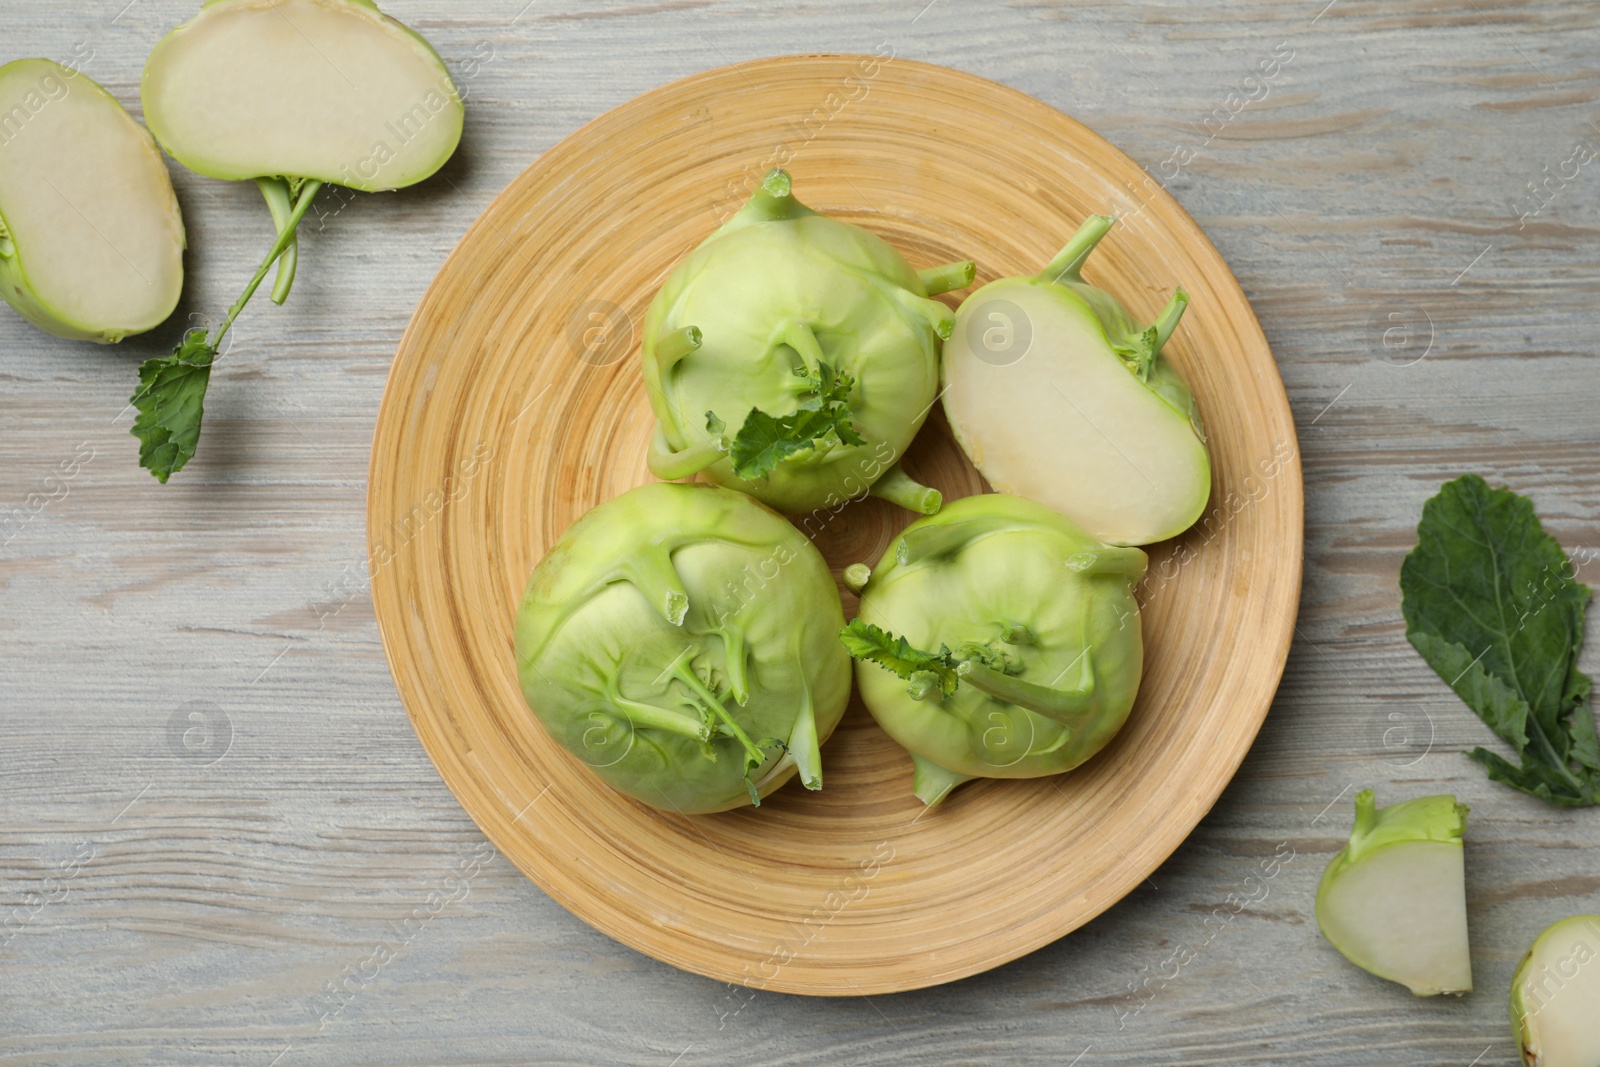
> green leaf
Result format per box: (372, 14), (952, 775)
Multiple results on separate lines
(839, 619), (961, 699)
(717, 360), (865, 480)
(131, 329), (218, 483)
(1400, 474), (1599, 806)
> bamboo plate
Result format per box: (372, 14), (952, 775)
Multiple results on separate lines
(368, 54), (1302, 996)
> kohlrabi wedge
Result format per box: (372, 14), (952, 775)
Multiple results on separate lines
(1512, 915), (1600, 1067)
(942, 215), (1208, 546)
(642, 168), (971, 515)
(131, 0), (463, 482)
(0, 59), (184, 343)
(514, 482), (852, 814)
(840, 493), (1146, 806)
(1315, 790), (1472, 996)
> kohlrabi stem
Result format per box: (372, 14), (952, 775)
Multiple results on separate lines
(647, 428), (726, 480)
(672, 660), (765, 767)
(787, 683), (822, 790)
(870, 462), (942, 514)
(717, 625), (750, 706)
(775, 319), (825, 378)
(604, 675), (713, 742)
(1065, 546), (1150, 580)
(619, 545), (691, 625)
(842, 563), (872, 594)
(212, 179), (324, 348)
(1043, 214), (1116, 283)
(739, 168), (814, 224)
(918, 260), (976, 296)
(656, 325), (702, 369)
(912, 754), (973, 807)
(1151, 288), (1190, 353)
(957, 657), (1097, 726)
(255, 177), (299, 306)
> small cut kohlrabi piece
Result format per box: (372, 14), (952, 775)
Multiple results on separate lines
(0, 59), (184, 343)
(942, 214), (1209, 546)
(1511, 915), (1600, 1067)
(642, 168), (971, 515)
(515, 482), (852, 814)
(841, 493), (1147, 806)
(142, 0), (463, 192)
(1315, 790), (1472, 996)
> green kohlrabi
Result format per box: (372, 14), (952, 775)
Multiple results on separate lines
(942, 214), (1209, 546)
(642, 168), (972, 515)
(131, 0), (464, 482)
(840, 493), (1147, 805)
(1512, 915), (1600, 1067)
(1315, 790), (1472, 996)
(0, 59), (185, 343)
(514, 482), (852, 814)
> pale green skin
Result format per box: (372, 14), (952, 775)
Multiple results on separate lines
(852, 493), (1147, 805)
(642, 170), (954, 514)
(1511, 915), (1600, 1067)
(1315, 790), (1472, 995)
(943, 215), (1209, 546)
(514, 482), (851, 814)
(0, 60), (185, 342)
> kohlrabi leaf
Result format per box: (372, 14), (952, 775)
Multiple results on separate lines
(720, 360), (865, 480)
(839, 619), (961, 699)
(131, 330), (216, 483)
(1400, 474), (1600, 807)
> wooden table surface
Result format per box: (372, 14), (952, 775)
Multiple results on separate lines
(5, 2), (1599, 1064)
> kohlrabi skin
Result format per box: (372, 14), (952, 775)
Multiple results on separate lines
(841, 493), (1147, 806)
(642, 168), (972, 516)
(942, 214), (1209, 546)
(1315, 790), (1472, 996)
(0, 59), (185, 343)
(514, 482), (852, 814)
(1512, 916), (1600, 1067)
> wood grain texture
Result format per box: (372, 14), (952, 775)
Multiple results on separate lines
(3, 0), (1599, 1062)
(367, 54), (1300, 996)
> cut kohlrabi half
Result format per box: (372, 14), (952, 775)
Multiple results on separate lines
(0, 59), (184, 343)
(1315, 790), (1472, 996)
(1512, 915), (1600, 1067)
(142, 0), (463, 193)
(942, 214), (1208, 546)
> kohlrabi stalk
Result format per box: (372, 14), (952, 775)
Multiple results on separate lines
(840, 493), (1147, 806)
(0, 59), (185, 343)
(515, 482), (852, 813)
(642, 168), (971, 514)
(131, 0), (464, 482)
(1315, 790), (1472, 996)
(942, 212), (1209, 546)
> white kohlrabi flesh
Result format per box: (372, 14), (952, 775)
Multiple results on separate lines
(142, 0), (463, 193)
(1315, 790), (1472, 996)
(942, 214), (1208, 546)
(1512, 915), (1600, 1067)
(0, 59), (184, 343)
(514, 482), (852, 814)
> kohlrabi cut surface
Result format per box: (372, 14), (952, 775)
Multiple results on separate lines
(942, 214), (1208, 546)
(642, 168), (971, 515)
(841, 493), (1146, 806)
(0, 59), (184, 343)
(1512, 915), (1600, 1067)
(514, 482), (852, 814)
(141, 0), (463, 191)
(1316, 790), (1472, 996)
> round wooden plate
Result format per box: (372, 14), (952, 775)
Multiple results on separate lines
(368, 54), (1302, 996)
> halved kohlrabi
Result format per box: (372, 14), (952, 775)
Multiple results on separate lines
(0, 59), (184, 343)
(1512, 915), (1600, 1067)
(142, 0), (462, 193)
(942, 214), (1208, 546)
(1315, 790), (1472, 996)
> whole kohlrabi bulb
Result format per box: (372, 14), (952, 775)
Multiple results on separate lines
(942, 214), (1208, 546)
(641, 168), (972, 516)
(514, 482), (852, 813)
(841, 493), (1147, 805)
